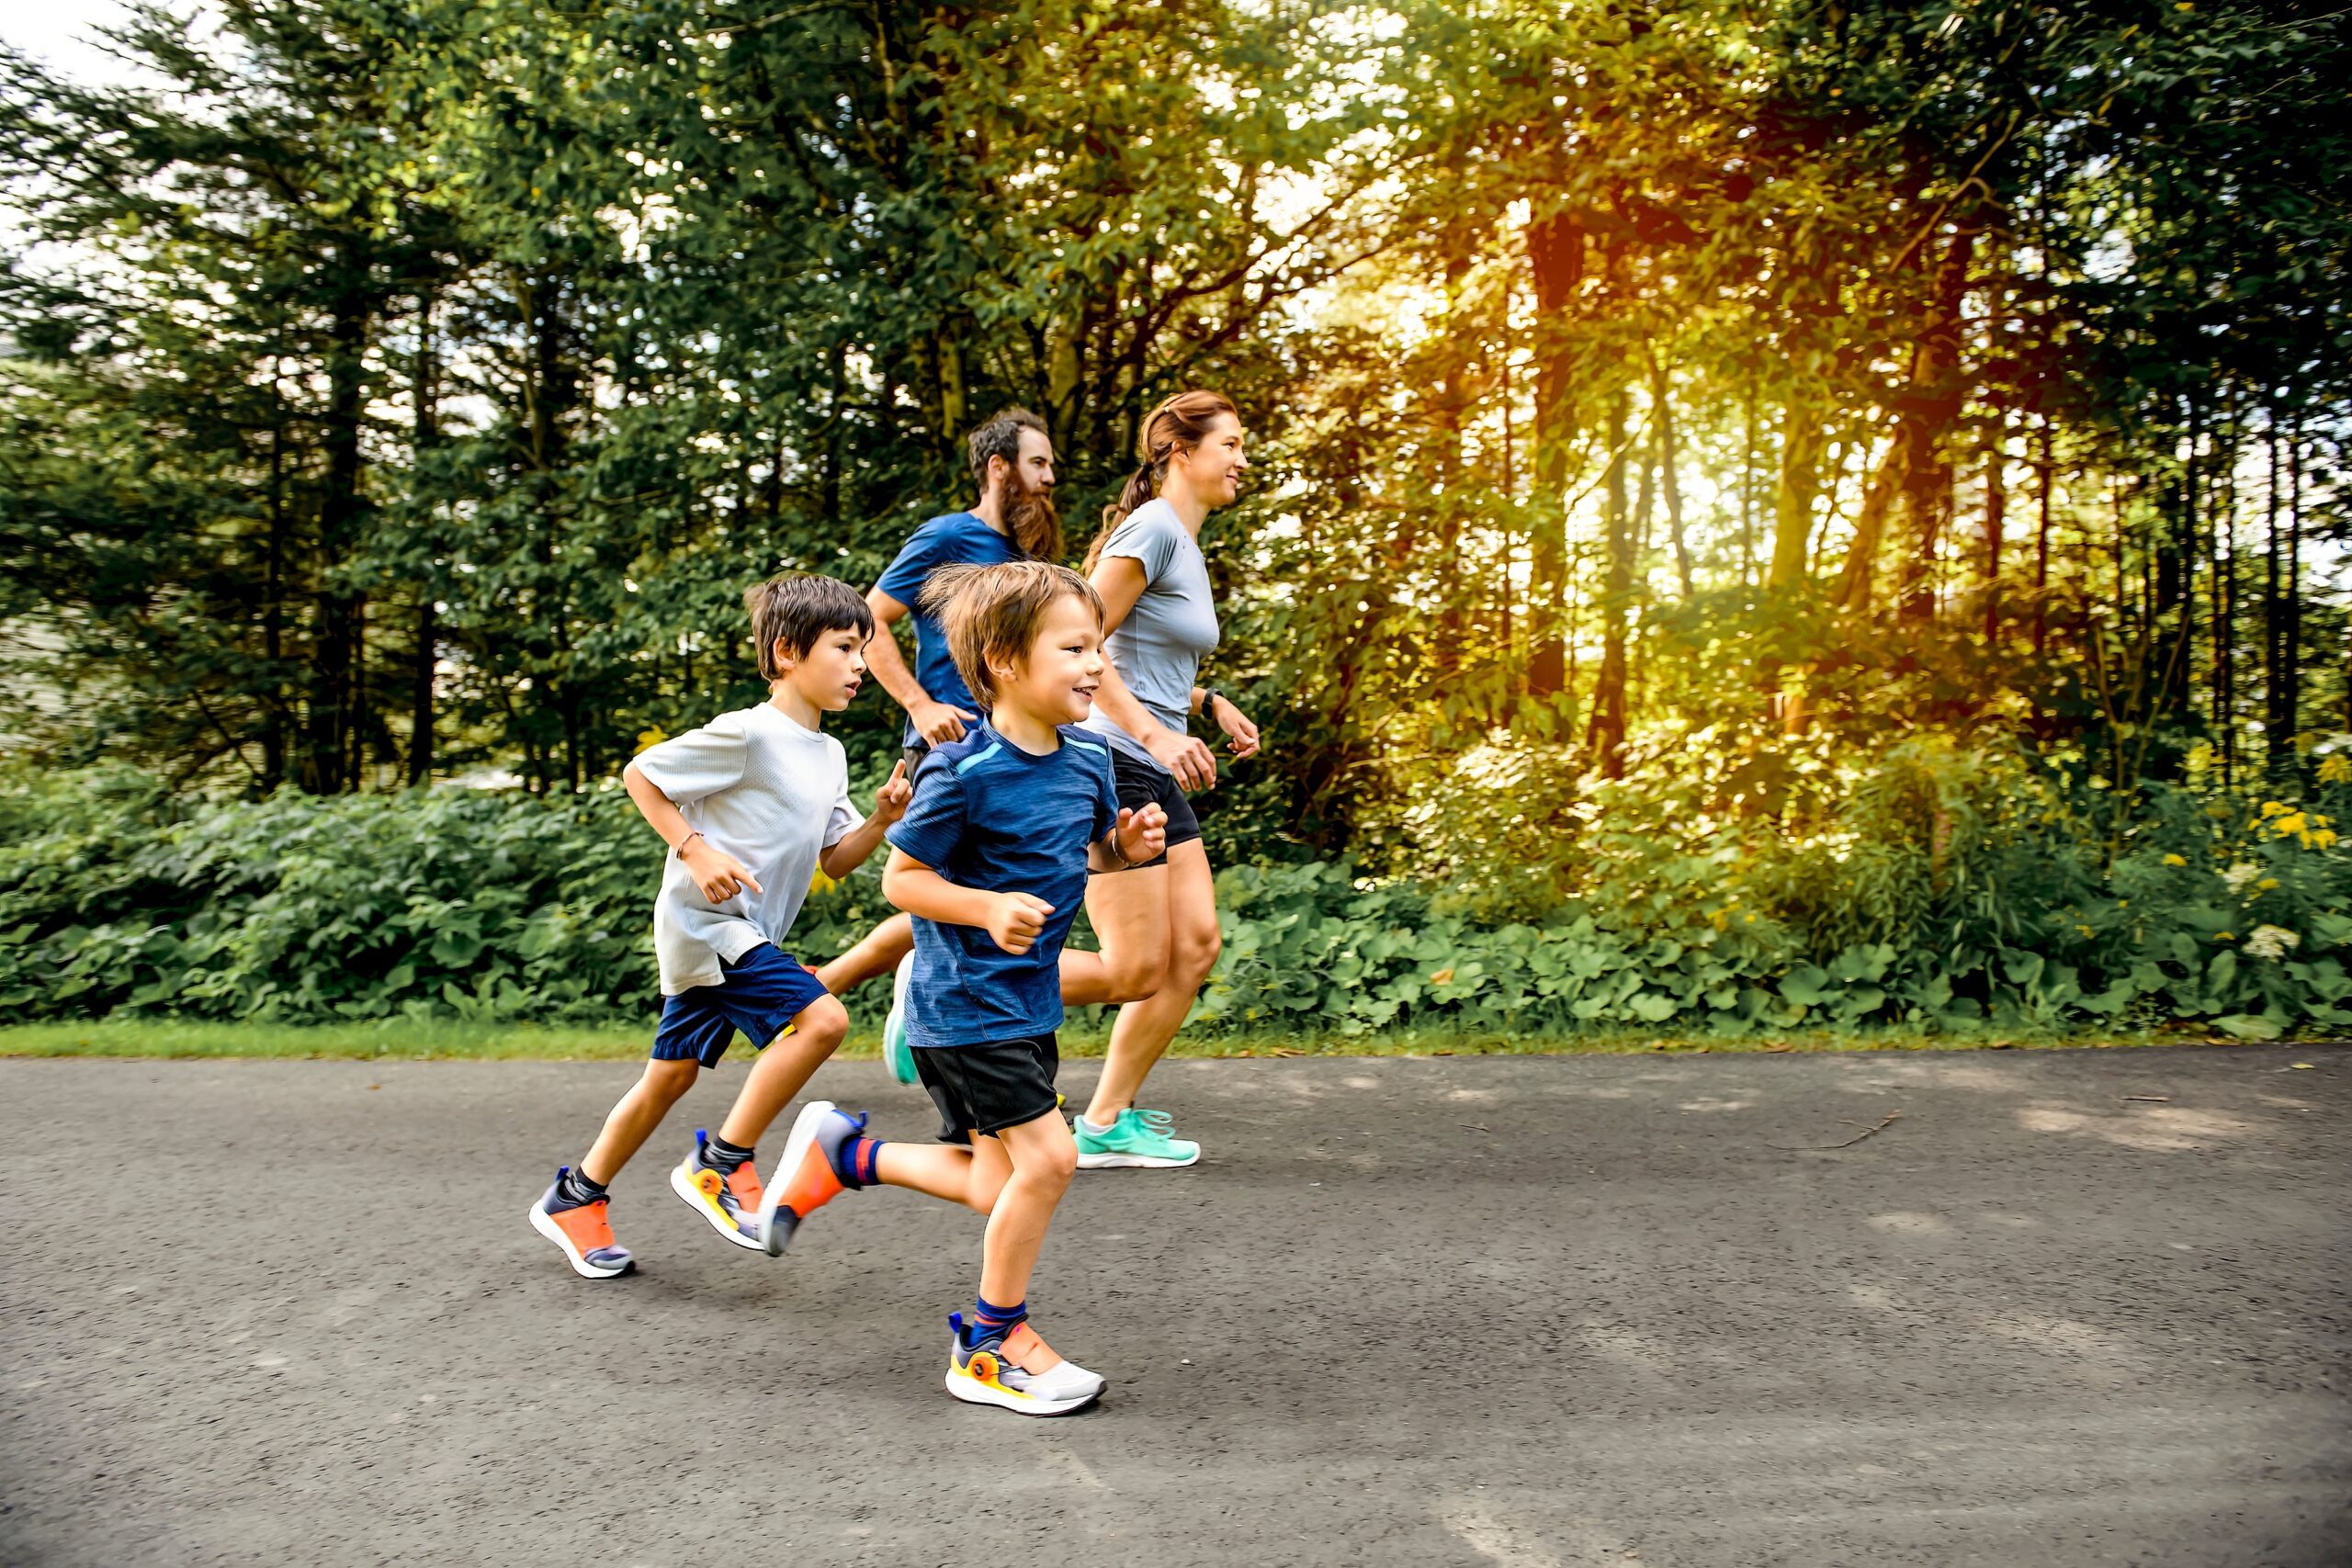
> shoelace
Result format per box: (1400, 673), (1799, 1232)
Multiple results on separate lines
(1136, 1109), (1177, 1133)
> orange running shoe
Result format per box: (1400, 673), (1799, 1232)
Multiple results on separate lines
(756, 1101), (866, 1255)
(528, 1173), (635, 1279)
(670, 1130), (768, 1251)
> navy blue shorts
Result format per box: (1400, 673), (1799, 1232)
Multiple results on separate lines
(651, 944), (831, 1068)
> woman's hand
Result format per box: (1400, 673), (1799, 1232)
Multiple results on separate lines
(1208, 694), (1260, 759)
(1143, 725), (1218, 792)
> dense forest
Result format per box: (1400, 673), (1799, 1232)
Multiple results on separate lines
(3, 1), (2348, 1037)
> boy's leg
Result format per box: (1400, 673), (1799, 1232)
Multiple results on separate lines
(812, 913), (914, 996)
(871, 1131), (1008, 1213)
(531, 1055), (697, 1279)
(943, 1111), (1102, 1416)
(1059, 863), (1170, 1008)
(977, 1110), (1079, 1307)
(580, 1056), (701, 1186)
(718, 993), (849, 1149)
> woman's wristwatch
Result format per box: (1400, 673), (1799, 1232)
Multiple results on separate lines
(1198, 687), (1224, 722)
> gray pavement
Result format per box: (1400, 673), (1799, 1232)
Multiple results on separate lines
(2, 1047), (2348, 1568)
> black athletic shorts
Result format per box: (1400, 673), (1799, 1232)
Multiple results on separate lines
(1102, 747), (1202, 870)
(913, 1033), (1062, 1145)
(902, 739), (933, 775)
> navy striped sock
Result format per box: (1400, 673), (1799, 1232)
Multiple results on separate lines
(962, 1295), (1026, 1348)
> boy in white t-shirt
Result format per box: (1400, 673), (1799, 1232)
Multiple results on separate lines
(527, 574), (913, 1279)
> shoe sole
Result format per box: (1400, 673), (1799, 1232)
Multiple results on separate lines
(1074, 1148), (1201, 1169)
(670, 1159), (764, 1251)
(527, 1203), (633, 1279)
(944, 1366), (1101, 1416)
(757, 1100), (835, 1257)
(885, 957), (916, 1085)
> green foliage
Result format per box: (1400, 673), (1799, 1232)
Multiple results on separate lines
(10, 754), (2346, 1039)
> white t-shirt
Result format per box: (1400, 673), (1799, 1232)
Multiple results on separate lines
(629, 703), (858, 995)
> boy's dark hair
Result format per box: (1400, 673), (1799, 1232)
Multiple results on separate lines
(967, 407), (1048, 498)
(744, 572), (875, 682)
(920, 560), (1102, 709)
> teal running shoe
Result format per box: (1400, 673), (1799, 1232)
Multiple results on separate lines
(1073, 1108), (1201, 1169)
(883, 952), (917, 1086)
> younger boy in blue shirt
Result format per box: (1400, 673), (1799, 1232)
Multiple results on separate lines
(752, 560), (1166, 1416)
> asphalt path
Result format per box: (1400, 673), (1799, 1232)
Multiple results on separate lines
(3, 1047), (2347, 1568)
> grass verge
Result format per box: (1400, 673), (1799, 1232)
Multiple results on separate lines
(0, 1017), (2244, 1062)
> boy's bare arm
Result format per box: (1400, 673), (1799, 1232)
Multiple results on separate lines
(883, 848), (1055, 956)
(819, 761), (913, 880)
(622, 762), (763, 902)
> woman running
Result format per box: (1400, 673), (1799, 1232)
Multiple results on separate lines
(1070, 389), (1259, 1169)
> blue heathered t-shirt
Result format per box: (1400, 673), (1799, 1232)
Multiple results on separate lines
(884, 720), (1120, 1048)
(873, 512), (1023, 745)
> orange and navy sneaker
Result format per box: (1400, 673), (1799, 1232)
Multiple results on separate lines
(755, 1100), (870, 1256)
(944, 1315), (1105, 1416)
(669, 1129), (767, 1251)
(528, 1172), (635, 1280)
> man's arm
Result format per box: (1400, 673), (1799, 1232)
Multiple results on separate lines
(864, 586), (976, 744)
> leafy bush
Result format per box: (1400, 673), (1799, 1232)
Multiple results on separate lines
(3, 750), (2346, 1039)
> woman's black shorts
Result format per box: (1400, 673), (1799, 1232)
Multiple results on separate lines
(1103, 747), (1202, 870)
(913, 1033), (1062, 1144)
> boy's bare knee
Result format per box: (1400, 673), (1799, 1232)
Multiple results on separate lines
(645, 1057), (699, 1101)
(1037, 1137), (1079, 1187)
(795, 994), (850, 1044)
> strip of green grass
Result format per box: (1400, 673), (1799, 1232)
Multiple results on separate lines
(0, 1017), (2218, 1061)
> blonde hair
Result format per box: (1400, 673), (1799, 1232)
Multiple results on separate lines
(920, 560), (1104, 709)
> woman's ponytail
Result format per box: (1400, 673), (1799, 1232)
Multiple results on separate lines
(1083, 389), (1237, 575)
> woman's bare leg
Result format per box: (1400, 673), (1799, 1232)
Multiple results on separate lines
(1082, 840), (1219, 1124)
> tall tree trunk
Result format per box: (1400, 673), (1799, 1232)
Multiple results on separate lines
(1525, 209), (1586, 697)
(1983, 420), (2006, 645)
(409, 288), (439, 787)
(262, 364), (288, 794)
(2033, 418), (2052, 654)
(1647, 354), (1691, 601)
(1587, 389), (1632, 778)
(303, 275), (371, 795)
(2265, 416), (2286, 767)
(1832, 425), (1903, 613)
(1739, 378), (1758, 592)
(1768, 385), (1823, 594)
(1894, 225), (1978, 622)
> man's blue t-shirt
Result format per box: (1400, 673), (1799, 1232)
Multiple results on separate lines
(874, 512), (1023, 745)
(885, 720), (1119, 1048)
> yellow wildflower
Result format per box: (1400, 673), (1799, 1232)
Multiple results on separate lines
(2272, 813), (2308, 837)
(2260, 800), (2290, 818)
(2217, 931), (2234, 942)
(2257, 878), (2279, 892)
(2312, 829), (2340, 850)
(2319, 753), (2351, 784)
(2163, 853), (2187, 867)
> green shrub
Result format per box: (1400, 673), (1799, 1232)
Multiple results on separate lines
(2, 750), (2346, 1038)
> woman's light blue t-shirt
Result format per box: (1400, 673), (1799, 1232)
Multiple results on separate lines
(1081, 498), (1220, 768)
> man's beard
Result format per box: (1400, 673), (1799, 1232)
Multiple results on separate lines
(1006, 478), (1063, 562)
